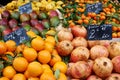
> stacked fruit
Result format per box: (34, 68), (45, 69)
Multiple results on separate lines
(60, 0), (120, 38)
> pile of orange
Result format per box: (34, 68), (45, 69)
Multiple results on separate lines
(0, 35), (68, 80)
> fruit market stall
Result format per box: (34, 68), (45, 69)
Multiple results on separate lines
(0, 0), (120, 80)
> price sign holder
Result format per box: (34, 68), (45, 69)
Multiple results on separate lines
(86, 2), (102, 14)
(87, 24), (112, 40)
(4, 28), (30, 45)
(19, 2), (32, 14)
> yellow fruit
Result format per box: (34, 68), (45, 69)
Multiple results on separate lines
(3, 66), (16, 79)
(5, 40), (16, 52)
(0, 77), (9, 80)
(42, 64), (50, 71)
(40, 72), (55, 80)
(28, 77), (39, 80)
(44, 42), (54, 53)
(27, 61), (43, 77)
(23, 47), (37, 62)
(58, 73), (67, 80)
(53, 61), (67, 73)
(12, 73), (26, 80)
(31, 36), (45, 51)
(38, 50), (51, 64)
(26, 30), (37, 38)
(45, 36), (56, 46)
(13, 57), (28, 72)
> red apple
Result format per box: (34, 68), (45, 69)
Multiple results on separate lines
(30, 19), (39, 27)
(30, 11), (38, 19)
(2, 28), (12, 36)
(34, 23), (44, 32)
(1, 10), (10, 19)
(0, 18), (8, 26)
(9, 19), (18, 28)
(70, 25), (87, 38)
(49, 10), (58, 18)
(21, 21), (31, 27)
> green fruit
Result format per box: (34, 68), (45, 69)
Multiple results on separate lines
(42, 19), (50, 29)
(10, 11), (20, 20)
(38, 12), (48, 19)
(50, 16), (60, 27)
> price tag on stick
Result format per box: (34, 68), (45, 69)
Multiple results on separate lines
(3, 28), (30, 45)
(19, 2), (32, 14)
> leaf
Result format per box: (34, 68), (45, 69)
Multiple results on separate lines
(110, 22), (120, 27)
(0, 62), (4, 72)
(54, 69), (60, 80)
(62, 56), (70, 64)
(40, 29), (48, 38)
(6, 54), (13, 61)
(25, 41), (31, 47)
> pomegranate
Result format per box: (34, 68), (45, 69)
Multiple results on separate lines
(72, 37), (87, 48)
(87, 75), (102, 80)
(105, 73), (120, 80)
(93, 57), (113, 78)
(90, 45), (109, 60)
(71, 25), (87, 38)
(57, 28), (73, 41)
(112, 56), (120, 73)
(70, 61), (91, 79)
(56, 40), (73, 56)
(87, 40), (99, 48)
(70, 47), (90, 62)
(108, 42), (120, 59)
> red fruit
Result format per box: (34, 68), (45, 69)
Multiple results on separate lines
(2, 28), (12, 36)
(70, 61), (91, 79)
(70, 47), (90, 62)
(105, 73), (120, 80)
(0, 18), (8, 26)
(57, 40), (73, 56)
(57, 28), (73, 41)
(71, 25), (87, 38)
(112, 56), (120, 73)
(21, 21), (31, 27)
(12, 26), (20, 31)
(87, 59), (94, 69)
(34, 23), (44, 32)
(20, 13), (30, 22)
(87, 75), (102, 80)
(72, 37), (87, 48)
(1, 10), (10, 19)
(30, 11), (38, 19)
(90, 45), (109, 60)
(9, 19), (18, 28)
(49, 10), (58, 18)
(30, 19), (39, 27)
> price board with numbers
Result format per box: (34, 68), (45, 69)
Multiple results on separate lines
(86, 2), (102, 14)
(19, 2), (32, 14)
(87, 24), (112, 40)
(3, 28), (29, 45)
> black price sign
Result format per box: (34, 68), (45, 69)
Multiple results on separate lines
(86, 2), (102, 14)
(4, 28), (30, 45)
(19, 2), (32, 14)
(87, 24), (112, 40)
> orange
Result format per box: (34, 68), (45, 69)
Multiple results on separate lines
(77, 19), (83, 24)
(91, 12), (96, 17)
(42, 64), (50, 71)
(24, 70), (30, 79)
(27, 61), (43, 77)
(108, 4), (113, 8)
(0, 77), (9, 80)
(53, 61), (67, 73)
(0, 41), (7, 55)
(100, 15), (106, 20)
(26, 30), (37, 38)
(3, 66), (16, 79)
(117, 32), (120, 38)
(31, 36), (45, 51)
(100, 12), (106, 16)
(2, 52), (14, 60)
(13, 57), (28, 72)
(40, 72), (55, 80)
(83, 19), (89, 24)
(52, 49), (58, 54)
(112, 26), (118, 31)
(43, 68), (53, 74)
(44, 42), (54, 53)
(12, 73), (26, 80)
(81, 14), (86, 20)
(49, 54), (62, 66)
(112, 33), (117, 38)
(5, 40), (16, 52)
(45, 36), (56, 46)
(23, 47), (37, 62)
(111, 8), (116, 13)
(58, 73), (67, 80)
(28, 77), (39, 80)
(38, 50), (51, 64)
(15, 44), (26, 54)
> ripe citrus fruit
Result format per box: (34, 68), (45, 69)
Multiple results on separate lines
(2, 52), (14, 60)
(27, 61), (43, 77)
(0, 77), (9, 80)
(13, 57), (28, 72)
(0, 41), (7, 55)
(12, 73), (26, 80)
(31, 36), (45, 51)
(44, 42), (54, 53)
(24, 70), (30, 79)
(41, 64), (50, 71)
(28, 77), (39, 80)
(49, 54), (62, 66)
(58, 73), (67, 80)
(5, 40), (16, 52)
(53, 61), (67, 73)
(45, 36), (56, 46)
(38, 50), (51, 64)
(3, 66), (16, 79)
(23, 47), (37, 62)
(40, 72), (55, 80)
